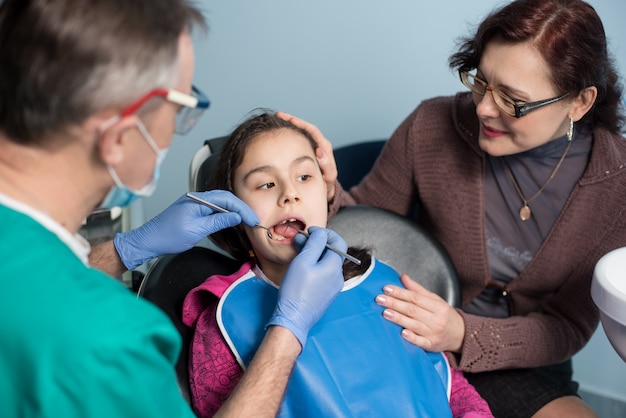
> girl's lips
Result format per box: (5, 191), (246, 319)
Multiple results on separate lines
(481, 123), (507, 139)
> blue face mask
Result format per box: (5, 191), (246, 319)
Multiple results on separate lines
(100, 120), (169, 209)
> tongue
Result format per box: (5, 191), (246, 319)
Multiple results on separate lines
(274, 221), (303, 239)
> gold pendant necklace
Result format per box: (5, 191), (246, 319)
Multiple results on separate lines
(503, 138), (573, 222)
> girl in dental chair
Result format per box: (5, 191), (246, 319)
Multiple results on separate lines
(182, 111), (492, 418)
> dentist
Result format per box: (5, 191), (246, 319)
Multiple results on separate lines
(0, 1), (345, 417)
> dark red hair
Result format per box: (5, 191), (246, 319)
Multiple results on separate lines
(449, 0), (624, 133)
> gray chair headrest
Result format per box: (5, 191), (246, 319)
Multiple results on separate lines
(328, 205), (460, 307)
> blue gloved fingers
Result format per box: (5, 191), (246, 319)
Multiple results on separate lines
(306, 228), (348, 278)
(193, 190), (260, 227)
(294, 227), (330, 259)
(196, 212), (243, 235)
(293, 233), (307, 249)
(323, 227), (349, 252)
(307, 226), (349, 253)
(294, 226), (348, 262)
(267, 227), (346, 349)
(114, 191), (257, 270)
(315, 234), (347, 296)
(114, 231), (143, 270)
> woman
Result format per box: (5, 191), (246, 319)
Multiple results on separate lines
(280, 0), (626, 416)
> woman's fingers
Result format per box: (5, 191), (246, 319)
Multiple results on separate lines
(276, 111), (337, 200)
(379, 298), (438, 350)
(375, 274), (465, 352)
(376, 281), (437, 335)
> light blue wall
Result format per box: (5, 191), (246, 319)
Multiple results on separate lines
(139, 0), (626, 402)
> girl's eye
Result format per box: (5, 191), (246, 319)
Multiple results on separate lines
(258, 182), (275, 190)
(297, 174), (311, 182)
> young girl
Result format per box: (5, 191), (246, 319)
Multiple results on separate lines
(182, 111), (492, 417)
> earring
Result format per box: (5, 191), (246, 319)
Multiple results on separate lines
(248, 249), (255, 259)
(567, 117), (574, 141)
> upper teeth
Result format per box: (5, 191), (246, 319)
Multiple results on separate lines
(270, 218), (298, 241)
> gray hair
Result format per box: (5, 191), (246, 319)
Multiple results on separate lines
(0, 0), (206, 144)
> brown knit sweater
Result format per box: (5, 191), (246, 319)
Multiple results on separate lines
(330, 92), (626, 373)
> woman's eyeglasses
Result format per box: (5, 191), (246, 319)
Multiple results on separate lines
(459, 71), (569, 118)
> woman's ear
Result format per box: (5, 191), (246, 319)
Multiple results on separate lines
(96, 115), (138, 166)
(571, 86), (598, 122)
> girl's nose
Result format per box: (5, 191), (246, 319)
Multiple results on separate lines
(280, 183), (301, 206)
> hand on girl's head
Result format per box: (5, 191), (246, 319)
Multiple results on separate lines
(275, 111), (338, 199)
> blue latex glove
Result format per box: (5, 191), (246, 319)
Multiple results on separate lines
(267, 226), (346, 348)
(114, 191), (259, 270)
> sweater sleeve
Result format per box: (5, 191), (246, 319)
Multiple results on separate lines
(331, 105), (422, 218)
(452, 261), (601, 373)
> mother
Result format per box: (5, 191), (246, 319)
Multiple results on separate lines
(281, 0), (626, 416)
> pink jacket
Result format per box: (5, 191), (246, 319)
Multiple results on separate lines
(183, 262), (492, 417)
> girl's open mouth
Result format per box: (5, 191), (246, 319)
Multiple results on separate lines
(270, 218), (306, 241)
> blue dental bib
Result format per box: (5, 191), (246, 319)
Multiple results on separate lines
(217, 259), (452, 418)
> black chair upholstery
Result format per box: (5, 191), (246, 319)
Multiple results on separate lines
(137, 247), (240, 404)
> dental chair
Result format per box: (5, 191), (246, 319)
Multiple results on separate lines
(138, 137), (460, 403)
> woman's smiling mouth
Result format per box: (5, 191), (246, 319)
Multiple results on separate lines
(482, 123), (507, 139)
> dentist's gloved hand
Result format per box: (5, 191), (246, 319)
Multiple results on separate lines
(266, 227), (347, 349)
(114, 191), (259, 270)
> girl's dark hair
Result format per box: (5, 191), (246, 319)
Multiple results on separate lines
(449, 0), (624, 133)
(210, 110), (371, 279)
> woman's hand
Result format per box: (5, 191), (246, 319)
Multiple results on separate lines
(375, 273), (466, 353)
(276, 111), (337, 201)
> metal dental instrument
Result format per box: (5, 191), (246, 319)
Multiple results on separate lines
(185, 192), (361, 265)
(185, 192), (272, 237)
(290, 227), (361, 266)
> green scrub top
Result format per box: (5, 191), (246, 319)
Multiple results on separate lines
(0, 204), (196, 417)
